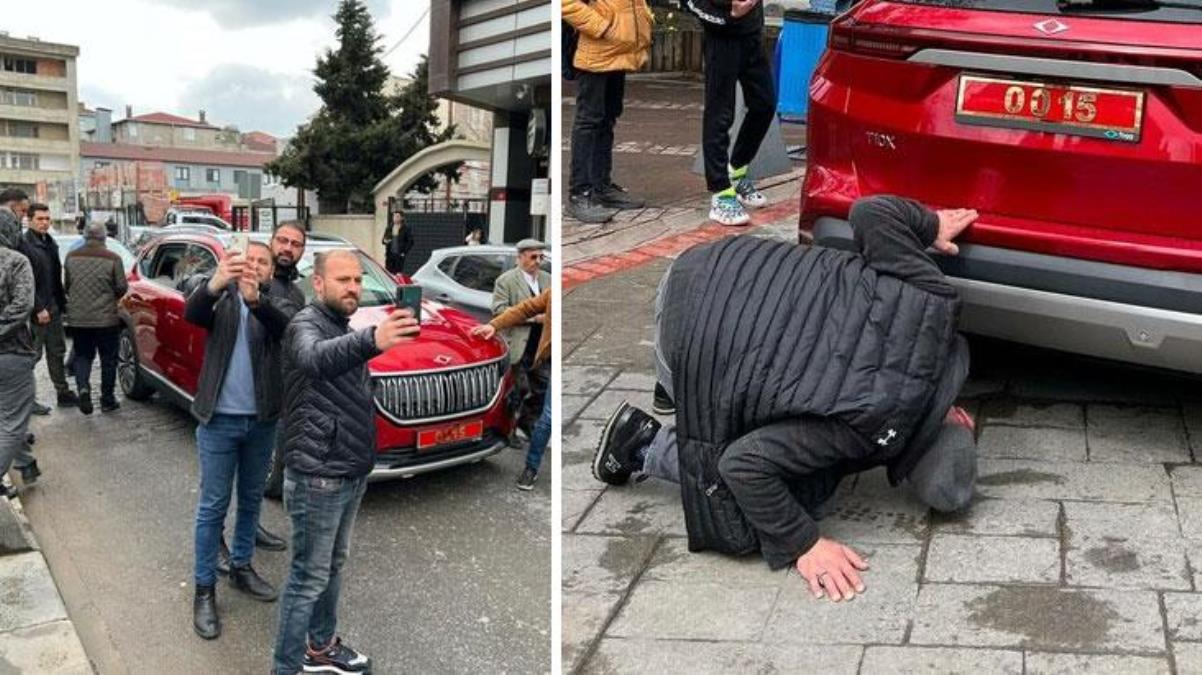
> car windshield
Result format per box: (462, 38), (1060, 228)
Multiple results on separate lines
(293, 248), (397, 308)
(54, 235), (137, 271)
(892, 0), (1202, 21)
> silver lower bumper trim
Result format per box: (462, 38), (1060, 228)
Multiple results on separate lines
(367, 438), (510, 481)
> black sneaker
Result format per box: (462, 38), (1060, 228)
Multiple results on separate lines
(19, 461), (40, 487)
(100, 397), (120, 413)
(566, 192), (618, 224)
(77, 388), (93, 416)
(653, 383), (676, 416)
(595, 183), (646, 210)
(303, 637), (371, 674)
(31, 401), (51, 416)
(516, 467), (537, 491)
(592, 402), (661, 486)
(56, 390), (78, 406)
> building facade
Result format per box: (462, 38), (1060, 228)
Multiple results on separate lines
(428, 0), (552, 244)
(0, 33), (80, 217)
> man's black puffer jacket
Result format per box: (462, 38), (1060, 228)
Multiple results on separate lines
(663, 195), (967, 557)
(281, 300), (381, 478)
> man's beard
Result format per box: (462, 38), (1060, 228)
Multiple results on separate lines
(320, 291), (357, 317)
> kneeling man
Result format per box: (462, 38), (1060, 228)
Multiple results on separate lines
(593, 195), (980, 602)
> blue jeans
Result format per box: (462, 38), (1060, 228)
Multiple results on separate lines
(194, 414), (277, 586)
(273, 468), (368, 674)
(526, 380), (552, 472)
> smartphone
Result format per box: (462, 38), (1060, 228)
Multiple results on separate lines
(227, 233), (249, 257)
(396, 284), (422, 323)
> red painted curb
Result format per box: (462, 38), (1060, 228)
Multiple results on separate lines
(564, 202), (800, 290)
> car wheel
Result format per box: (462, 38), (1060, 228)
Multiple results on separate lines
(263, 442), (284, 500)
(118, 327), (155, 401)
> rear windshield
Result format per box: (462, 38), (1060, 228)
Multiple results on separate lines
(892, 0), (1202, 24)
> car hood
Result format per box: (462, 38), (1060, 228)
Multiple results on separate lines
(349, 300), (507, 373)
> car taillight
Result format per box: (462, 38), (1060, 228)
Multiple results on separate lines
(829, 17), (921, 60)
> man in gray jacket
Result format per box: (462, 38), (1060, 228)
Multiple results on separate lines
(0, 204), (38, 496)
(492, 239), (551, 434)
(64, 222), (128, 414)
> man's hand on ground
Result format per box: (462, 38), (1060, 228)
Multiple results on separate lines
(796, 537), (869, 602)
(470, 324), (497, 340)
(375, 308), (420, 351)
(932, 208), (978, 256)
(731, 0), (760, 18)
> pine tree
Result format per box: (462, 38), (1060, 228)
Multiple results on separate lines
(268, 0), (457, 213)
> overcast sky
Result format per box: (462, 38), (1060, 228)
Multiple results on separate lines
(2, 0), (430, 138)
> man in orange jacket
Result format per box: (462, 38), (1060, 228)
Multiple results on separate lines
(563, 0), (654, 224)
(472, 289), (552, 491)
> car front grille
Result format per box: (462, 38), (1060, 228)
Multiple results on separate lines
(372, 358), (507, 424)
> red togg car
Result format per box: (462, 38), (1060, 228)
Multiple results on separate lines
(801, 0), (1202, 373)
(117, 231), (516, 495)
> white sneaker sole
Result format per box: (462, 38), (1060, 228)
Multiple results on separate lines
(710, 210), (751, 226)
(738, 194), (767, 209)
(592, 402), (632, 484)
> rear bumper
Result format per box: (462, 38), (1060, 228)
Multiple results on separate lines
(813, 217), (1202, 374)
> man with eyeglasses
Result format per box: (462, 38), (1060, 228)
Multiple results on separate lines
(491, 240), (551, 450)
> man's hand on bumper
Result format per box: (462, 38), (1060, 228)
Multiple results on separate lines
(796, 537), (869, 602)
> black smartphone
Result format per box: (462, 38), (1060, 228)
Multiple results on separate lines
(396, 284), (422, 323)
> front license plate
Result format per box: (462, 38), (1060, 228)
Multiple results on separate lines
(955, 75), (1144, 143)
(417, 419), (484, 450)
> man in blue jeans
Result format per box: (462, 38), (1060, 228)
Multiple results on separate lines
(273, 250), (418, 674)
(184, 241), (295, 639)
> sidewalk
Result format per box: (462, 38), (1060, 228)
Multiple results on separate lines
(562, 206), (1202, 673)
(0, 492), (92, 674)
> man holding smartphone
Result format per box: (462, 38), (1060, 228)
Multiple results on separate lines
(184, 241), (294, 639)
(273, 250), (419, 675)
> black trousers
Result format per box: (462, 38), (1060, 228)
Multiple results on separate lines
(570, 70), (627, 196)
(702, 32), (777, 193)
(72, 326), (119, 399)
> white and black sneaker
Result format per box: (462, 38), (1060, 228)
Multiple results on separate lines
(303, 637), (371, 674)
(592, 402), (661, 486)
(652, 384), (676, 416)
(516, 467), (538, 491)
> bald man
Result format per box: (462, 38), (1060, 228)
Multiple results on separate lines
(272, 250), (419, 675)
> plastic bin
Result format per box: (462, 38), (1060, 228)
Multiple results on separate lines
(774, 9), (834, 122)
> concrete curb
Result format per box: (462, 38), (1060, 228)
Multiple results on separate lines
(0, 494), (94, 674)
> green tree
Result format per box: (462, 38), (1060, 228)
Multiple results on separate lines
(268, 0), (457, 213)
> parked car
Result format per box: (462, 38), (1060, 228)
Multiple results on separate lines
(412, 245), (554, 324)
(51, 233), (137, 271)
(801, 0), (1202, 373)
(117, 231), (517, 496)
(163, 208), (233, 230)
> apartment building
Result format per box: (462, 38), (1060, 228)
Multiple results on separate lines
(0, 33), (80, 215)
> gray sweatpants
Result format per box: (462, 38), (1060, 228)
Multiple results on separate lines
(646, 266), (679, 483)
(0, 353), (36, 475)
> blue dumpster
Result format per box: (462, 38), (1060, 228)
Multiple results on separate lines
(774, 9), (835, 122)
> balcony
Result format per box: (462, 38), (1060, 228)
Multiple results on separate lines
(0, 70), (69, 92)
(0, 103), (70, 124)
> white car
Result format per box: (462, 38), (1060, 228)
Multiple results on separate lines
(412, 245), (552, 324)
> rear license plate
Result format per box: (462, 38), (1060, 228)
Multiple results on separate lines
(417, 419), (484, 450)
(955, 75), (1144, 143)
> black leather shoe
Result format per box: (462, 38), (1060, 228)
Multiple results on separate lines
(193, 585), (220, 640)
(229, 564), (278, 602)
(19, 461), (40, 487)
(77, 388), (92, 416)
(566, 192), (618, 224)
(57, 390), (78, 406)
(100, 397), (120, 413)
(216, 537), (231, 576)
(25, 432), (34, 446)
(592, 402), (661, 486)
(255, 524), (287, 551)
(652, 383), (676, 416)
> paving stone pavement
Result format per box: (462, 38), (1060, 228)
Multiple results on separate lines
(561, 222), (1202, 673)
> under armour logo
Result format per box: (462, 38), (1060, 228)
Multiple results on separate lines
(876, 429), (898, 447)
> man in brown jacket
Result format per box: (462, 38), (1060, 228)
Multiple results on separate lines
(472, 289), (552, 491)
(563, 0), (654, 224)
(64, 222), (128, 415)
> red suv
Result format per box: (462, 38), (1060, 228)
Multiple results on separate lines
(116, 231), (517, 495)
(801, 0), (1202, 373)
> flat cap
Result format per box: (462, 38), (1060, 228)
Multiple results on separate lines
(516, 238), (546, 252)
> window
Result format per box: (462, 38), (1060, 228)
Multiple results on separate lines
(127, 124), (138, 138)
(148, 243), (189, 288)
(174, 166), (190, 182)
(437, 256), (459, 276)
(7, 152), (38, 170)
(0, 121), (38, 138)
(205, 168), (220, 183)
(452, 254), (508, 293)
(1, 56), (36, 74)
(0, 88), (37, 107)
(175, 245), (218, 287)
(183, 127), (196, 142)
